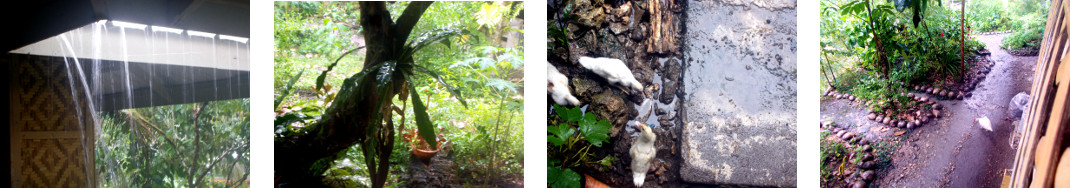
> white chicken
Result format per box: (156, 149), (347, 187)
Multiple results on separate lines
(974, 116), (993, 132)
(578, 56), (644, 93)
(630, 122), (656, 187)
(548, 63), (581, 106)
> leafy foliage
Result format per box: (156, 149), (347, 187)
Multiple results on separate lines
(1002, 26), (1043, 50)
(275, 1), (525, 186)
(578, 113), (612, 147)
(547, 104), (614, 186)
(548, 166), (581, 188)
(822, 0), (982, 106)
(97, 99), (250, 188)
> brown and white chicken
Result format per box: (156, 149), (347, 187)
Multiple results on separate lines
(630, 122), (656, 187)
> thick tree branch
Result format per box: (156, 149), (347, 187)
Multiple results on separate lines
(394, 1), (434, 48)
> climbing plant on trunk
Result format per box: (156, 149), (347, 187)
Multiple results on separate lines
(274, 2), (469, 187)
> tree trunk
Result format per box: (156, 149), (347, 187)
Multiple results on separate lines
(960, 0), (967, 71)
(863, 0), (888, 77)
(274, 2), (432, 187)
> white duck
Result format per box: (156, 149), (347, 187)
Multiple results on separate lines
(630, 122), (656, 187)
(547, 63), (581, 106)
(974, 116), (993, 132)
(578, 56), (644, 93)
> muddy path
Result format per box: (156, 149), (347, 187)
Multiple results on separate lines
(822, 34), (1036, 187)
(401, 143), (524, 187)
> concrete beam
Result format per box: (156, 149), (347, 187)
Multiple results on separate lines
(81, 58), (249, 111)
(10, 20), (249, 71)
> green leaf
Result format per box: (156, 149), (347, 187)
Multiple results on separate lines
(547, 166), (581, 188)
(485, 78), (517, 92)
(596, 156), (615, 167)
(565, 107), (582, 123)
(410, 80), (438, 150)
(553, 104), (567, 119)
(548, 123), (575, 146)
(413, 65), (468, 108)
(578, 112), (611, 147)
(275, 71), (304, 110)
(403, 27), (467, 59)
(316, 46), (364, 91)
(548, 135), (565, 146)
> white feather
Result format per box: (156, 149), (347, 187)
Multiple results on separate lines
(976, 116), (992, 132)
(578, 56), (644, 92)
(547, 63), (581, 106)
(630, 123), (656, 187)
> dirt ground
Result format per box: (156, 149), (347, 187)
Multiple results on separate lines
(821, 33), (1037, 187)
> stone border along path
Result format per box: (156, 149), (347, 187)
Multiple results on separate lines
(975, 30), (1015, 35)
(820, 121), (880, 188)
(1007, 48), (1040, 56)
(823, 90), (942, 130)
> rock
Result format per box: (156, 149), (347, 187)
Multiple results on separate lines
(859, 139), (870, 146)
(842, 132), (855, 140)
(660, 58), (681, 103)
(921, 117), (929, 123)
(940, 90), (948, 97)
(920, 97), (929, 102)
(658, 119), (673, 127)
(631, 24), (648, 42)
(907, 122), (915, 129)
(861, 161), (875, 169)
(897, 121), (906, 128)
(862, 170), (876, 181)
(933, 109), (940, 118)
(579, 84), (638, 137)
(933, 88), (941, 95)
(933, 103), (941, 109)
(853, 181), (866, 188)
(913, 120), (921, 126)
(609, 22), (629, 34)
(868, 113), (877, 120)
(656, 108), (667, 116)
(882, 118), (891, 125)
(575, 1), (607, 28)
(644, 83), (660, 99)
(875, 115), (884, 122)
(926, 87), (933, 94)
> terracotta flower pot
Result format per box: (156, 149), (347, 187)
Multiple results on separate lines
(410, 135), (445, 166)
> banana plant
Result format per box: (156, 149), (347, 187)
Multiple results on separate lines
(274, 2), (470, 187)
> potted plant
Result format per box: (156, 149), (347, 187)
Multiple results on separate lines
(403, 127), (447, 166)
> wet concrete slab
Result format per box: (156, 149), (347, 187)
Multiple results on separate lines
(679, 0), (797, 186)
